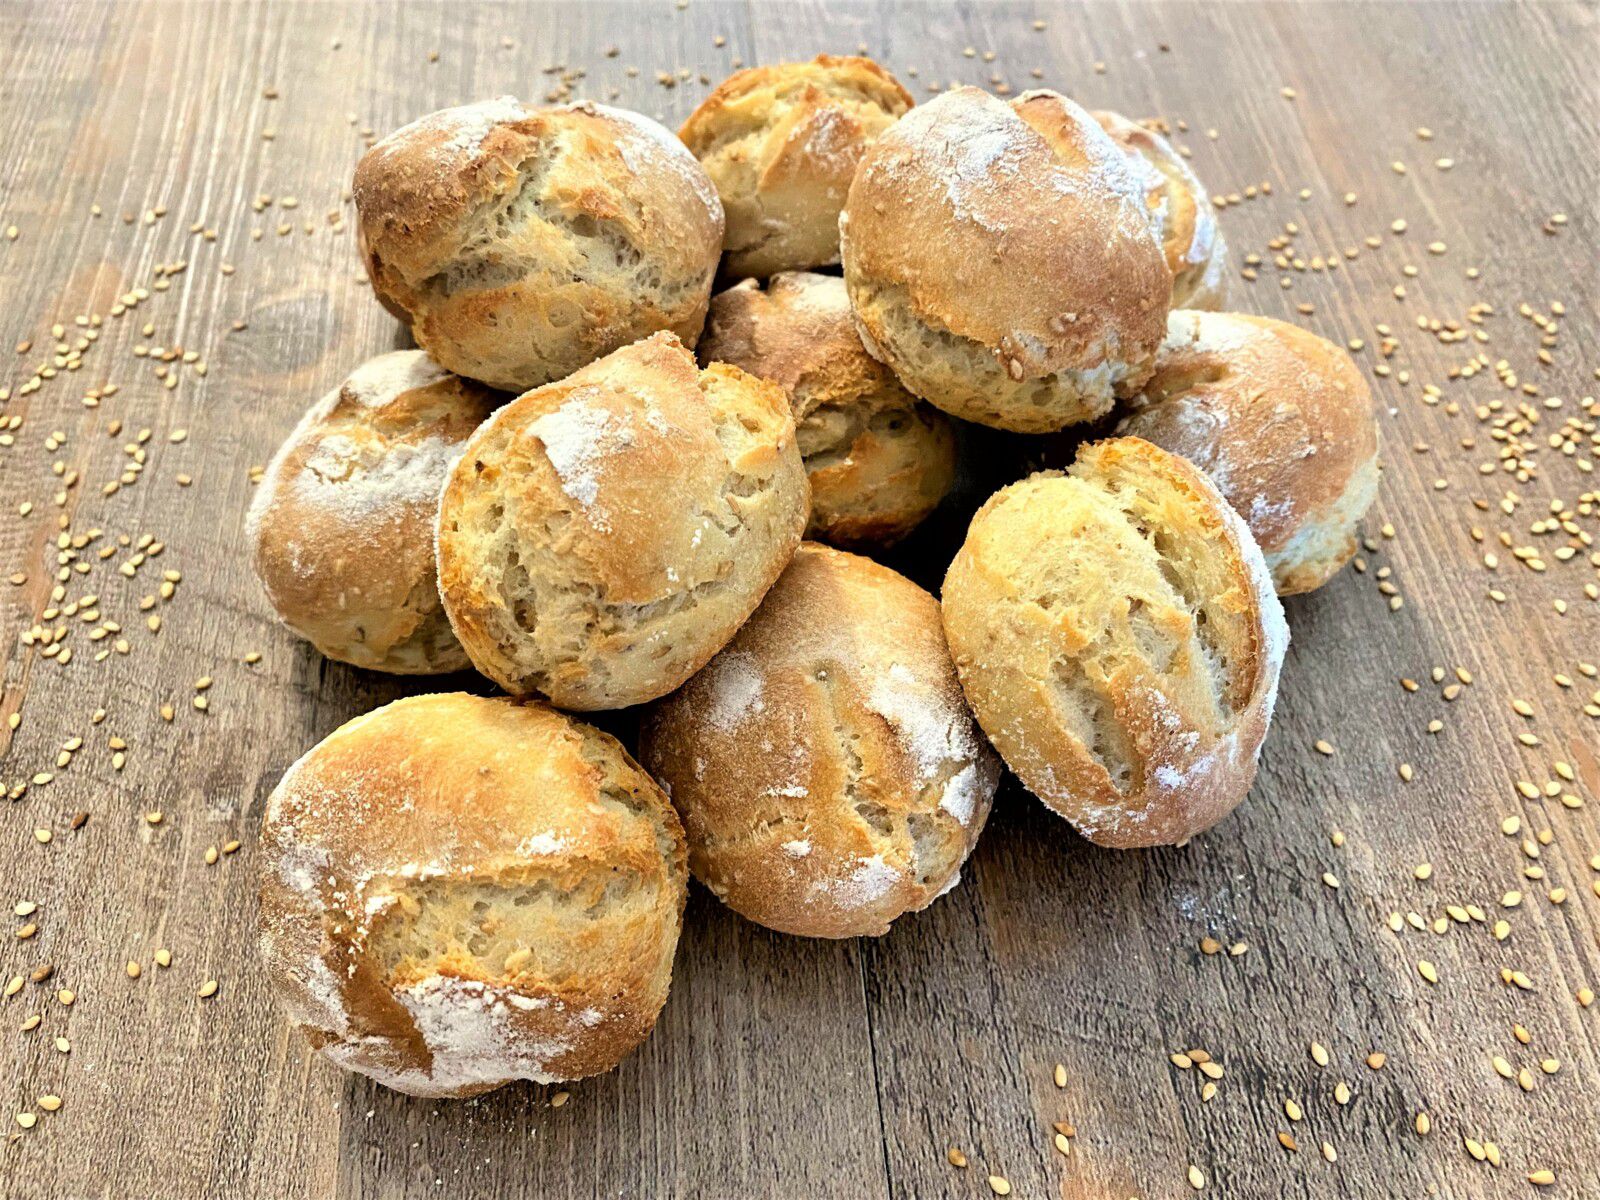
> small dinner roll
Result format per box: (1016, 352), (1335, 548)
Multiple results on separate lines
(1093, 110), (1229, 310)
(437, 332), (808, 709)
(680, 55), (912, 278)
(1116, 311), (1379, 595)
(841, 87), (1170, 433)
(942, 438), (1287, 848)
(354, 98), (723, 393)
(258, 693), (688, 1098)
(248, 351), (496, 674)
(642, 543), (999, 938)
(698, 273), (956, 548)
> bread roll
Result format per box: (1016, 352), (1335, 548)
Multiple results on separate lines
(437, 332), (808, 709)
(643, 543), (999, 938)
(840, 87), (1171, 433)
(354, 98), (724, 392)
(258, 693), (688, 1098)
(1116, 311), (1379, 595)
(247, 351), (496, 674)
(941, 437), (1288, 848)
(698, 273), (955, 548)
(680, 55), (912, 278)
(1093, 110), (1228, 310)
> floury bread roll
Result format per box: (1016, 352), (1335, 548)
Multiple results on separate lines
(436, 332), (808, 709)
(248, 351), (496, 674)
(697, 273), (956, 548)
(679, 55), (913, 278)
(1092, 110), (1229, 310)
(642, 543), (999, 938)
(1116, 311), (1379, 595)
(257, 694), (688, 1098)
(840, 87), (1171, 433)
(941, 438), (1288, 848)
(354, 98), (724, 392)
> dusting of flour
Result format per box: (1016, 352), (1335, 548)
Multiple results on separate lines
(527, 392), (636, 522)
(375, 96), (527, 161)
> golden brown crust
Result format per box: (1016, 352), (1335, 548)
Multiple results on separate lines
(247, 352), (497, 674)
(941, 437), (1288, 848)
(840, 87), (1171, 432)
(680, 55), (912, 277)
(354, 98), (724, 392)
(257, 693), (688, 1097)
(698, 273), (955, 547)
(1092, 110), (1229, 310)
(1115, 311), (1380, 594)
(436, 331), (809, 709)
(641, 543), (999, 937)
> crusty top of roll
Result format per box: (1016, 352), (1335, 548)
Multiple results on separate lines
(681, 54), (912, 147)
(679, 55), (912, 276)
(436, 331), (808, 708)
(247, 351), (495, 673)
(356, 97), (721, 283)
(699, 272), (900, 417)
(1118, 311), (1378, 562)
(941, 437), (1287, 848)
(642, 542), (998, 938)
(1092, 110), (1226, 308)
(840, 86), (1170, 382)
(353, 98), (723, 388)
(258, 693), (687, 1097)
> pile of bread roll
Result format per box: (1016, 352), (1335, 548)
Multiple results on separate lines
(252, 56), (1377, 1098)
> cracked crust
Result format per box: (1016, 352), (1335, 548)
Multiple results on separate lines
(941, 437), (1288, 848)
(840, 87), (1171, 433)
(257, 693), (689, 1098)
(436, 332), (809, 709)
(1116, 311), (1380, 594)
(680, 55), (912, 278)
(354, 98), (724, 392)
(1092, 110), (1230, 310)
(642, 543), (999, 937)
(698, 273), (955, 548)
(247, 351), (497, 674)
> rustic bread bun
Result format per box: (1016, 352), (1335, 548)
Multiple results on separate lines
(247, 352), (496, 674)
(1116, 311), (1379, 595)
(1092, 110), (1229, 310)
(942, 437), (1288, 848)
(258, 693), (688, 1098)
(437, 332), (808, 709)
(642, 543), (999, 938)
(698, 273), (955, 548)
(680, 55), (912, 278)
(840, 87), (1171, 433)
(354, 98), (724, 392)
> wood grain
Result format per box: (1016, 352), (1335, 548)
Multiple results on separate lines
(1, 2), (1596, 1197)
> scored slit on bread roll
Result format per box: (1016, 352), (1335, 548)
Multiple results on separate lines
(257, 693), (688, 1098)
(436, 331), (809, 710)
(1116, 311), (1379, 595)
(697, 272), (956, 548)
(840, 86), (1171, 434)
(680, 55), (913, 278)
(247, 351), (497, 674)
(941, 437), (1288, 848)
(354, 97), (724, 393)
(642, 542), (999, 938)
(1093, 109), (1229, 310)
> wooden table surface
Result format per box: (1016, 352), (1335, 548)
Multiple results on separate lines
(2, 2), (1596, 1197)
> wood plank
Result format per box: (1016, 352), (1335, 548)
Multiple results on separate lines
(0, 2), (1595, 1198)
